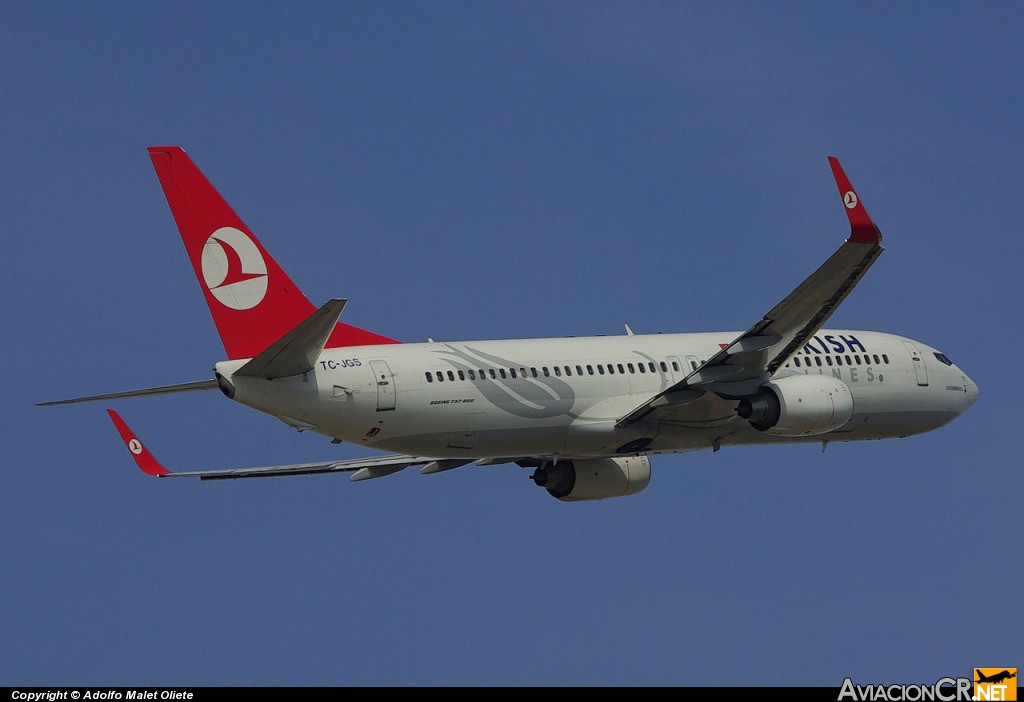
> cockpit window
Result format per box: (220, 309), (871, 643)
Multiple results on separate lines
(933, 352), (954, 367)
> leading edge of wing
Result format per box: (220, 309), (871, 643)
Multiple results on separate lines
(106, 409), (449, 481)
(618, 157), (884, 426)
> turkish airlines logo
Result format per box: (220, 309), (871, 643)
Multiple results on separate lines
(200, 227), (268, 310)
(844, 191), (858, 209)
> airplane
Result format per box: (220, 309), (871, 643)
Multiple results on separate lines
(39, 147), (979, 501)
(976, 670), (1017, 685)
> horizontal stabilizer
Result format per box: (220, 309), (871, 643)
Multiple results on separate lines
(235, 299), (348, 379)
(38, 379), (219, 406)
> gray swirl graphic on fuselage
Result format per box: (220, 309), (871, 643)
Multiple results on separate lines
(435, 344), (578, 419)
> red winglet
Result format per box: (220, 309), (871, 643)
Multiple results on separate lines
(828, 157), (882, 245)
(106, 409), (172, 476)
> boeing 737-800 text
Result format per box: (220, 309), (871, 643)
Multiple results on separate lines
(40, 148), (979, 501)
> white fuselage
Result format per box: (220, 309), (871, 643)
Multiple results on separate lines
(215, 328), (978, 460)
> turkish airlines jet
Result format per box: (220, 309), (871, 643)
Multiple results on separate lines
(41, 147), (979, 501)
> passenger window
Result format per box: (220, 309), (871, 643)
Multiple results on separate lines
(873, 355), (880, 364)
(815, 357), (822, 367)
(638, 363), (646, 373)
(458, 370), (465, 380)
(509, 368), (517, 378)
(598, 365), (605, 375)
(425, 372), (433, 382)
(468, 370), (476, 380)
(845, 355), (852, 365)
(499, 369), (507, 379)
(531, 367), (538, 378)
(436, 371), (444, 382)
(617, 363), (625, 374)
(576, 365), (583, 376)
(690, 361), (698, 370)
(554, 366), (562, 377)
(607, 364), (615, 375)
(447, 371), (455, 381)
(489, 369), (497, 379)
(587, 365), (594, 375)
(794, 358), (801, 367)
(543, 367), (550, 377)
(854, 355), (861, 365)
(660, 362), (668, 372)
(882, 354), (889, 364)
(649, 362), (657, 373)
(836, 356), (843, 366)
(672, 361), (680, 371)
(564, 366), (572, 376)
(826, 356), (833, 366)
(520, 368), (527, 378)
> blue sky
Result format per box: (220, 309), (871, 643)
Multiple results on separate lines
(2, 2), (1020, 686)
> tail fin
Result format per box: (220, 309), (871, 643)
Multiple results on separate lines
(147, 146), (398, 359)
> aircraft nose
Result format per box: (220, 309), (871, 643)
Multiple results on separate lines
(961, 372), (979, 411)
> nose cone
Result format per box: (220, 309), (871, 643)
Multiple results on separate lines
(961, 371), (980, 411)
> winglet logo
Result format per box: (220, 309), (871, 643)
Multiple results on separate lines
(201, 227), (268, 310)
(975, 668), (1017, 701)
(128, 438), (143, 455)
(844, 191), (859, 209)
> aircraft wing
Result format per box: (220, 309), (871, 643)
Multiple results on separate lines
(107, 409), (470, 481)
(618, 157), (884, 427)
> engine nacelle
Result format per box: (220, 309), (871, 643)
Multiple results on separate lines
(531, 456), (651, 502)
(736, 374), (854, 437)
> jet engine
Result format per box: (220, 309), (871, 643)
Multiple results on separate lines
(531, 456), (651, 502)
(735, 374), (854, 437)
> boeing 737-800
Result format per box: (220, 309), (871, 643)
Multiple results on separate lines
(40, 148), (978, 501)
